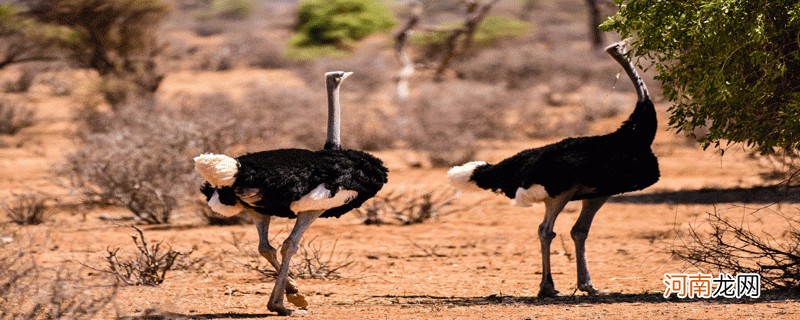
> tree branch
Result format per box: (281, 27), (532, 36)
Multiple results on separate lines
(393, 0), (422, 100)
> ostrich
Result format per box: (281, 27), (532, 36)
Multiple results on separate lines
(194, 71), (388, 315)
(448, 40), (660, 297)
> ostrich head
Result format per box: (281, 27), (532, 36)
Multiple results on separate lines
(324, 71), (353, 150)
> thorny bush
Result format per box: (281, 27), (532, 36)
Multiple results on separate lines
(674, 207), (800, 293)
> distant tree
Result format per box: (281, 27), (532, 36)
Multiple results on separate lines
(601, 0), (800, 154)
(0, 0), (169, 93)
(0, 4), (75, 69)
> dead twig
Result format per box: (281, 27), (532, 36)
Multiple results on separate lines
(356, 186), (488, 225)
(82, 225), (189, 286)
(674, 207), (800, 292)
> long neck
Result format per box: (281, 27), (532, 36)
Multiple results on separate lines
(325, 79), (342, 150)
(606, 41), (656, 144)
(606, 42), (650, 103)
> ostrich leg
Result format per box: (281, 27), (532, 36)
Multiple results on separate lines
(267, 210), (324, 316)
(538, 187), (578, 298)
(246, 208), (307, 307)
(571, 196), (609, 295)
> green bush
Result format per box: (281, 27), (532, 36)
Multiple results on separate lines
(601, 0), (800, 153)
(289, 0), (397, 49)
(196, 0), (254, 21)
(411, 15), (530, 48)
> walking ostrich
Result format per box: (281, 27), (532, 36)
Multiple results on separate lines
(448, 40), (659, 297)
(194, 71), (388, 315)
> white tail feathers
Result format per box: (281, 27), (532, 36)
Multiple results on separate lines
(447, 161), (486, 191)
(194, 153), (239, 188)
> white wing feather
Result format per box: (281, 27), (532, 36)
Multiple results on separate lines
(208, 190), (244, 217)
(290, 183), (358, 212)
(514, 184), (549, 207)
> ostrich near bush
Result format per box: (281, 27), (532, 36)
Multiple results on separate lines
(194, 71), (388, 315)
(448, 40), (660, 297)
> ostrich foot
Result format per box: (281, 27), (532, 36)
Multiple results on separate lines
(579, 284), (611, 295)
(287, 293), (309, 308)
(267, 302), (293, 316)
(267, 303), (309, 317)
(537, 286), (562, 298)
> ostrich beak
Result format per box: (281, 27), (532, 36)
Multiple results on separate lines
(342, 72), (353, 80)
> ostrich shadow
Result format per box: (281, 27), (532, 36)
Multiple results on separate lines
(118, 290), (795, 319)
(369, 289), (792, 307)
(609, 185), (800, 205)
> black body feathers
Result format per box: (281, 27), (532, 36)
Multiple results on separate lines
(471, 98), (660, 201)
(201, 148), (388, 219)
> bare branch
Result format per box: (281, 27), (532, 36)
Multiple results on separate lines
(435, 0), (500, 81)
(674, 207), (800, 291)
(394, 1), (422, 100)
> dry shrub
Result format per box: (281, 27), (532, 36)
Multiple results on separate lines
(73, 104), (115, 135)
(580, 88), (632, 121)
(516, 105), (590, 139)
(194, 46), (236, 71)
(86, 226), (190, 286)
(1, 191), (51, 225)
(222, 231), (357, 280)
(2, 65), (37, 93)
(65, 90), (282, 224)
(239, 34), (292, 70)
(222, 231), (276, 278)
(189, 32), (293, 71)
(0, 99), (36, 135)
(1, 231), (117, 319)
(342, 107), (397, 151)
(172, 91), (267, 152)
(98, 77), (135, 110)
(62, 128), (190, 224)
(514, 84), (634, 140)
(674, 207), (800, 293)
(292, 236), (356, 280)
(242, 83), (326, 149)
(295, 47), (393, 98)
(193, 20), (227, 37)
(38, 71), (73, 96)
(455, 45), (556, 90)
(354, 186), (466, 225)
(455, 42), (624, 91)
(63, 105), (216, 224)
(404, 81), (524, 166)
